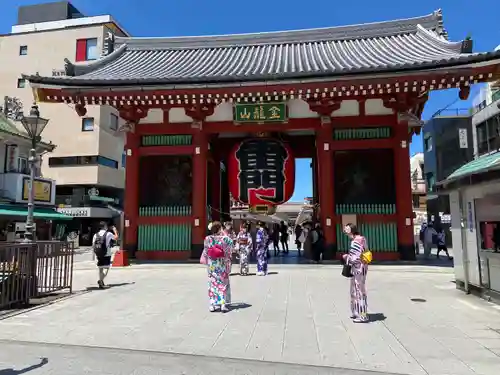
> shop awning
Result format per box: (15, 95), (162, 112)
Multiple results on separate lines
(0, 205), (73, 220)
(443, 152), (500, 184)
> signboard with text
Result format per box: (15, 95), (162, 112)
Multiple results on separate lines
(234, 103), (287, 123)
(22, 177), (52, 203)
(56, 207), (91, 217)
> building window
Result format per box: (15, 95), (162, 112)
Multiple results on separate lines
(19, 46), (28, 55)
(426, 173), (435, 193)
(81, 117), (94, 131)
(48, 155), (118, 169)
(121, 149), (126, 168)
(97, 156), (118, 169)
(17, 157), (28, 174)
(75, 38), (98, 62)
(110, 114), (118, 131)
(424, 136), (432, 152)
(17, 78), (26, 88)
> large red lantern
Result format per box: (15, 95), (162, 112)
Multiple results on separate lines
(228, 138), (295, 213)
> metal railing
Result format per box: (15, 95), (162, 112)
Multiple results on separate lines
(0, 241), (74, 310)
(35, 241), (74, 295)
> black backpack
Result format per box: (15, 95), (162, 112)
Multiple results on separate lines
(93, 233), (108, 257)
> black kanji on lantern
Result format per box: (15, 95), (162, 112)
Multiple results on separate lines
(235, 139), (288, 203)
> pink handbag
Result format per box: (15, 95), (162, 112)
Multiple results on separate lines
(200, 254), (208, 264)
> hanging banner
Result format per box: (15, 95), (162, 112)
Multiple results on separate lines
(228, 138), (295, 212)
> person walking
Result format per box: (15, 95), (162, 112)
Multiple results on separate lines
(279, 221), (289, 254)
(342, 223), (369, 323)
(92, 221), (118, 289)
(271, 223), (280, 256)
(201, 221), (234, 312)
(294, 224), (303, 256)
(235, 223), (252, 275)
(436, 227), (451, 260)
(311, 222), (325, 263)
(255, 222), (269, 276)
(422, 222), (437, 259)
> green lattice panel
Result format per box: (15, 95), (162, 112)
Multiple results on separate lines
(333, 127), (391, 140)
(139, 206), (192, 216)
(335, 204), (396, 215)
(336, 222), (398, 252)
(138, 223), (192, 251)
(141, 135), (192, 146)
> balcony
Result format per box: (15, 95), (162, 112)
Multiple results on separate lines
(0, 172), (56, 206)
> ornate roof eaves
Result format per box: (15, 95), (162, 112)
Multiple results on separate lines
(63, 44), (128, 77)
(113, 11), (445, 50)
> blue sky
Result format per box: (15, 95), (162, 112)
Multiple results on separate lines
(2, 1), (499, 202)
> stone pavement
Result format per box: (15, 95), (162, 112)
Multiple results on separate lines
(0, 262), (499, 375)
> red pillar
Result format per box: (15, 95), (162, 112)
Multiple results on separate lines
(315, 123), (336, 259)
(394, 125), (415, 260)
(114, 131), (140, 266)
(191, 130), (208, 258)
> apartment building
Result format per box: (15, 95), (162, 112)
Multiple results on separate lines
(0, 1), (129, 245)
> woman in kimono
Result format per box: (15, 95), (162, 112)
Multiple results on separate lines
(201, 221), (233, 313)
(342, 223), (369, 323)
(255, 222), (269, 276)
(236, 223), (252, 275)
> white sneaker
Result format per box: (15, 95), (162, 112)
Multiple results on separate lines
(257, 271), (264, 276)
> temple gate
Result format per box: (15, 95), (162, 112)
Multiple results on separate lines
(25, 10), (500, 264)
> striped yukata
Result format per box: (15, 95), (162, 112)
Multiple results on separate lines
(347, 235), (369, 322)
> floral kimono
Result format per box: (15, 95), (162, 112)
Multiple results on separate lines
(347, 235), (369, 322)
(236, 230), (252, 275)
(202, 234), (233, 308)
(256, 227), (269, 275)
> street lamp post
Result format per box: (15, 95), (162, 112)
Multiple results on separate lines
(20, 103), (49, 242)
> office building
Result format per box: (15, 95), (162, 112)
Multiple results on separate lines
(422, 109), (474, 245)
(0, 1), (129, 245)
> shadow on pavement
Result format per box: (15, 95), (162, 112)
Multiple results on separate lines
(368, 313), (386, 322)
(86, 282), (135, 291)
(0, 357), (48, 374)
(229, 302), (252, 311)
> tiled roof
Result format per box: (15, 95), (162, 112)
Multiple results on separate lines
(0, 112), (54, 149)
(446, 152), (500, 182)
(24, 10), (500, 87)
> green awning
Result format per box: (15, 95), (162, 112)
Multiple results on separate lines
(0, 205), (73, 220)
(446, 152), (500, 182)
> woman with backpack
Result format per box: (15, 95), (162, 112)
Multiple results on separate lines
(200, 221), (234, 313)
(342, 223), (369, 323)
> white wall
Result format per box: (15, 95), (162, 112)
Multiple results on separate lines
(450, 181), (500, 288)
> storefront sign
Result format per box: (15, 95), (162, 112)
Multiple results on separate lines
(5, 145), (19, 172)
(22, 178), (52, 203)
(88, 187), (118, 203)
(458, 128), (468, 149)
(56, 207), (91, 217)
(228, 138), (295, 212)
(234, 103), (287, 123)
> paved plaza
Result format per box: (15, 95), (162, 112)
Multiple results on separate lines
(0, 259), (499, 374)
